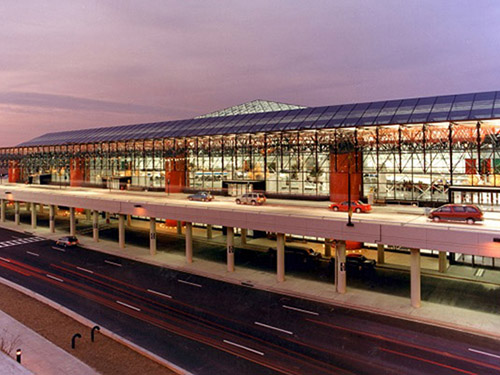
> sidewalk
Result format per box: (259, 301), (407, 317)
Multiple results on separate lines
(0, 309), (97, 375)
(2, 218), (500, 341)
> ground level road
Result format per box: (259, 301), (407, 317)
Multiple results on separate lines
(0, 227), (499, 374)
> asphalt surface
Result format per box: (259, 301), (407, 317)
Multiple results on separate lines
(1, 227), (500, 374)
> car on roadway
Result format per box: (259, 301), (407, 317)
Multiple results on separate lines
(235, 192), (266, 206)
(187, 191), (214, 202)
(428, 204), (483, 224)
(56, 236), (79, 248)
(329, 200), (372, 213)
(267, 245), (322, 268)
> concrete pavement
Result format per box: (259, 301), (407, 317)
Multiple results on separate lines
(0, 309), (98, 375)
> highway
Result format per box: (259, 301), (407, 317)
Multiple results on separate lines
(1, 227), (500, 374)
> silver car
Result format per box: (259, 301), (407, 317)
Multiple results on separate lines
(235, 193), (266, 206)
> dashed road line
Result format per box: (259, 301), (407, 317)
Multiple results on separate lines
(0, 257), (11, 263)
(46, 274), (64, 283)
(223, 340), (264, 356)
(26, 251), (39, 257)
(468, 348), (500, 359)
(282, 305), (319, 316)
(76, 266), (94, 274)
(254, 321), (293, 335)
(177, 279), (202, 288)
(52, 246), (66, 252)
(105, 260), (122, 267)
(116, 300), (141, 312)
(147, 289), (172, 299)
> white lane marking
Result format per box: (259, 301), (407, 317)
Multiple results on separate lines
(468, 348), (500, 359)
(77, 266), (94, 274)
(104, 260), (122, 267)
(177, 279), (202, 288)
(52, 246), (66, 252)
(0, 257), (11, 263)
(147, 289), (172, 299)
(26, 251), (39, 257)
(116, 300), (141, 312)
(223, 340), (264, 356)
(46, 274), (64, 283)
(254, 321), (293, 335)
(282, 305), (319, 316)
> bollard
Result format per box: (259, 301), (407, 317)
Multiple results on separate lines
(71, 333), (82, 349)
(16, 349), (21, 363)
(91, 325), (100, 342)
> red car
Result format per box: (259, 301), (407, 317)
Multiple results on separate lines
(428, 204), (483, 224)
(329, 200), (372, 213)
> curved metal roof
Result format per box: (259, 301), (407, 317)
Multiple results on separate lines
(17, 91), (500, 147)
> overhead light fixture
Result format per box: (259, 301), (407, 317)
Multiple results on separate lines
(134, 204), (142, 208)
(5, 192), (12, 194)
(494, 238), (500, 243)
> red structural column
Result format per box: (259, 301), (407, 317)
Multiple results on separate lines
(8, 160), (21, 183)
(70, 158), (84, 187)
(165, 157), (185, 194)
(329, 152), (362, 202)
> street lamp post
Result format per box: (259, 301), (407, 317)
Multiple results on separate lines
(347, 154), (354, 227)
(167, 178), (170, 196)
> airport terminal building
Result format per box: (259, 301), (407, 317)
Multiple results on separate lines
(1, 91), (500, 207)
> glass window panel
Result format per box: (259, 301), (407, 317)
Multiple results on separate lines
(373, 100), (401, 125)
(392, 98), (418, 123)
(427, 95), (454, 122)
(448, 93), (474, 120)
(409, 97), (436, 123)
(325, 104), (355, 128)
(313, 105), (342, 128)
(492, 91), (500, 118)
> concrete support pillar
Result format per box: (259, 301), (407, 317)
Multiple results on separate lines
(226, 227), (234, 272)
(377, 243), (385, 264)
(38, 204), (44, 214)
(105, 212), (110, 224)
(335, 240), (346, 294)
(241, 228), (248, 245)
(69, 207), (76, 236)
(438, 251), (447, 273)
(410, 248), (421, 308)
(118, 214), (125, 249)
(127, 214), (132, 227)
(14, 201), (20, 225)
(92, 210), (99, 242)
(185, 222), (193, 263)
(277, 233), (285, 282)
(49, 205), (55, 233)
(177, 220), (182, 234)
(150, 218), (157, 256)
(85, 209), (91, 221)
(207, 224), (213, 239)
(324, 238), (332, 258)
(0, 199), (5, 223)
(31, 203), (37, 229)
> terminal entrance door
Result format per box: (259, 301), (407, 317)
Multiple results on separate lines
(450, 186), (500, 210)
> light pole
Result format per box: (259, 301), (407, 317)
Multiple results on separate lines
(167, 178), (171, 196)
(347, 153), (354, 227)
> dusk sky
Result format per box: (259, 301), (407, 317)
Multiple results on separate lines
(1, 1), (500, 146)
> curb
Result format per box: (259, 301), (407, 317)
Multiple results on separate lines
(0, 276), (192, 375)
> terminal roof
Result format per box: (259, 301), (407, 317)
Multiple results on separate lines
(17, 91), (500, 147)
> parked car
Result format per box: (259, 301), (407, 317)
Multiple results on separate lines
(329, 200), (372, 213)
(187, 191), (214, 202)
(235, 193), (266, 206)
(328, 253), (376, 274)
(56, 236), (79, 248)
(267, 245), (322, 268)
(428, 204), (483, 224)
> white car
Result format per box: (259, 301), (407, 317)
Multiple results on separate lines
(235, 193), (266, 206)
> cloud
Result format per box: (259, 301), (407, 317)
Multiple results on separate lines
(0, 91), (169, 115)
